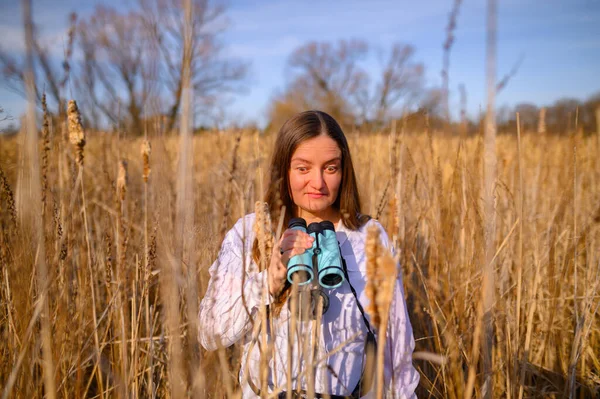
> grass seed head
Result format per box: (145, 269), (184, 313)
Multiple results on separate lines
(67, 100), (85, 166)
(141, 139), (151, 183)
(117, 160), (128, 201)
(254, 201), (274, 270)
(365, 224), (381, 325)
(365, 223), (398, 328)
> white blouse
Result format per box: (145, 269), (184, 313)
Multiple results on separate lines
(198, 213), (419, 398)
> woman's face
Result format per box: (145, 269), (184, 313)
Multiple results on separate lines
(288, 134), (342, 220)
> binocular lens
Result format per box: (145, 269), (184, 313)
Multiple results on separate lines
(316, 225), (345, 289)
(320, 273), (343, 287)
(285, 217), (345, 289)
(286, 218), (313, 286)
(289, 269), (312, 285)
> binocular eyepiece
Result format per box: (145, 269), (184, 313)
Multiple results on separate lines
(286, 218), (345, 289)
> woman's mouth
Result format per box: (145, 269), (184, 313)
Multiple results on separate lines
(307, 192), (326, 199)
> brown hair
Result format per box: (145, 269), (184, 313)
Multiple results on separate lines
(252, 110), (369, 315)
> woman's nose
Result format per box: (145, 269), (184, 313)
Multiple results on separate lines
(308, 169), (325, 189)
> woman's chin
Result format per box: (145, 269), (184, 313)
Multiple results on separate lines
(299, 204), (334, 216)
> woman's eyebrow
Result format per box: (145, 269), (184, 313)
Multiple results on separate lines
(290, 157), (312, 164)
(291, 157), (341, 164)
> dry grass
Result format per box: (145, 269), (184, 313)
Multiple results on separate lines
(0, 124), (599, 398)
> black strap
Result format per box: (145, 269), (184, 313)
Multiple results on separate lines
(340, 258), (374, 336)
(341, 257), (377, 399)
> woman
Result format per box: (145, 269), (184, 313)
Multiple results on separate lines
(199, 110), (419, 398)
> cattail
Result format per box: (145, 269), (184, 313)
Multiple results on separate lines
(254, 201), (274, 271)
(374, 252), (398, 320)
(538, 107), (546, 134)
(365, 224), (398, 327)
(0, 166), (17, 226)
(41, 93), (50, 215)
(117, 160), (128, 202)
(365, 223), (398, 399)
(365, 224), (382, 325)
(67, 100), (85, 166)
(141, 139), (151, 183)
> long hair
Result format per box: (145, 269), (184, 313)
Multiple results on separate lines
(252, 110), (369, 315)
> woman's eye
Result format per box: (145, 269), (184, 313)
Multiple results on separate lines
(326, 165), (339, 173)
(296, 167), (308, 173)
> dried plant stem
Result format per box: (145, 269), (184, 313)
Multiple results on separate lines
(376, 311), (390, 399)
(514, 112), (524, 397)
(287, 281), (299, 399)
(0, 167), (17, 226)
(141, 139), (153, 396)
(481, 0), (498, 396)
(518, 254), (543, 399)
(442, 0), (463, 123)
(2, 287), (47, 399)
(41, 93), (50, 217)
(566, 146), (579, 397)
(79, 167), (104, 396)
(21, 0), (56, 398)
(307, 294), (325, 399)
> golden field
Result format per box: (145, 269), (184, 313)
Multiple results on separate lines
(0, 126), (599, 398)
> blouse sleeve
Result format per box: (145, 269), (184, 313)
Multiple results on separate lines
(376, 222), (420, 398)
(198, 217), (273, 351)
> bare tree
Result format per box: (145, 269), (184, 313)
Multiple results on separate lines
(0, 13), (76, 116)
(418, 87), (444, 117)
(76, 6), (155, 133)
(138, 0), (248, 133)
(0, 106), (11, 122)
(2, 1), (246, 133)
(0, 106), (14, 134)
(513, 103), (538, 131)
(545, 97), (580, 133)
(268, 40), (369, 127)
(269, 39), (424, 129)
(371, 43), (424, 125)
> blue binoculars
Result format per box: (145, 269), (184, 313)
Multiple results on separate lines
(286, 218), (345, 289)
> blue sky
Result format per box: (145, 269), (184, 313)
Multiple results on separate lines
(0, 0), (599, 127)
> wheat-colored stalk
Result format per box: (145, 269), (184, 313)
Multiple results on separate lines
(41, 93), (50, 216)
(117, 160), (128, 202)
(537, 107), (546, 134)
(365, 224), (398, 398)
(1, 124), (599, 398)
(0, 166), (17, 226)
(365, 224), (382, 326)
(254, 201), (274, 269)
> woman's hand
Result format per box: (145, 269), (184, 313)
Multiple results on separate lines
(268, 229), (314, 297)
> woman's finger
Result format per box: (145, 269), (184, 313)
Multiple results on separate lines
(281, 233), (313, 248)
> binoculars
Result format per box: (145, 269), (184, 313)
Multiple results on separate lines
(286, 218), (345, 289)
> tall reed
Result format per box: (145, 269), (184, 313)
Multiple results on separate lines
(0, 123), (598, 398)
